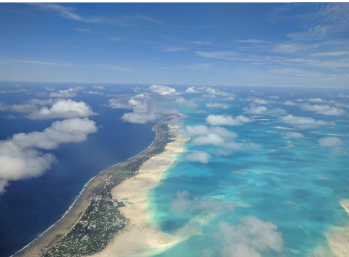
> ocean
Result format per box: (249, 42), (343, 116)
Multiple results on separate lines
(0, 82), (156, 257)
(1, 83), (349, 256)
(149, 86), (349, 256)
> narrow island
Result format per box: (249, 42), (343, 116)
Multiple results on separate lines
(14, 122), (181, 257)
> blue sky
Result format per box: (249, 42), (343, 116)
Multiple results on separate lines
(0, 3), (348, 88)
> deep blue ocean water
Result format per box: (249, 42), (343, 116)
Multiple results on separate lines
(0, 82), (156, 257)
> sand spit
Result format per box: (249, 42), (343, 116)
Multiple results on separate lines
(90, 132), (191, 257)
(13, 124), (174, 257)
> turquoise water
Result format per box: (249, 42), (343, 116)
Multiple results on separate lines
(1, 83), (348, 257)
(151, 88), (349, 256)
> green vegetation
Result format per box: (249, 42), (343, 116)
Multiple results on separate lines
(43, 123), (174, 257)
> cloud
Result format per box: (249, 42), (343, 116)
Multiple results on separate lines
(308, 98), (326, 103)
(107, 91), (179, 124)
(33, 3), (102, 23)
(185, 86), (199, 93)
(92, 86), (104, 89)
(12, 118), (98, 150)
(182, 125), (237, 139)
(181, 125), (257, 154)
(196, 51), (238, 60)
(203, 216), (283, 257)
(121, 112), (161, 124)
(27, 99), (96, 119)
(85, 91), (105, 95)
(279, 114), (335, 129)
(318, 137), (347, 155)
(181, 125), (210, 136)
(0, 103), (37, 113)
(0, 118), (97, 193)
(169, 191), (234, 214)
(209, 126), (238, 138)
(0, 143), (56, 193)
(225, 141), (260, 151)
(108, 97), (135, 109)
(0, 99), (95, 121)
(108, 94), (148, 110)
(242, 106), (287, 115)
(206, 103), (229, 109)
(283, 100), (298, 106)
(206, 114), (252, 126)
(175, 97), (198, 108)
(192, 133), (226, 146)
(205, 87), (235, 98)
(285, 132), (304, 139)
(185, 150), (212, 164)
(76, 27), (91, 33)
(49, 86), (84, 98)
(161, 46), (188, 52)
(242, 97), (275, 105)
(318, 137), (343, 147)
(150, 85), (177, 95)
(310, 51), (349, 57)
(300, 103), (346, 115)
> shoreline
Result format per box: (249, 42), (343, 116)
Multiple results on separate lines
(13, 124), (168, 257)
(90, 126), (188, 257)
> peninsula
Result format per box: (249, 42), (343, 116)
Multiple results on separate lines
(14, 122), (178, 257)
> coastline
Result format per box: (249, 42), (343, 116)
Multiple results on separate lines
(90, 126), (188, 257)
(13, 123), (172, 257)
(311, 199), (349, 257)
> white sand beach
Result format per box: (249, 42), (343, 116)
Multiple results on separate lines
(91, 130), (189, 257)
(311, 199), (349, 257)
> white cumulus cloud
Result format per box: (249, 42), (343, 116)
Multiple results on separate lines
(182, 125), (237, 139)
(300, 103), (346, 116)
(243, 106), (287, 115)
(283, 100), (298, 106)
(186, 150), (212, 164)
(121, 112), (161, 124)
(169, 191), (234, 214)
(49, 86), (84, 98)
(203, 216), (284, 257)
(107, 91), (180, 124)
(0, 118), (98, 194)
(206, 114), (252, 126)
(150, 85), (176, 95)
(92, 86), (104, 89)
(206, 103), (229, 109)
(318, 137), (343, 147)
(28, 99), (96, 119)
(185, 86), (199, 93)
(279, 114), (335, 129)
(175, 97), (198, 108)
(12, 118), (98, 150)
(192, 133), (226, 146)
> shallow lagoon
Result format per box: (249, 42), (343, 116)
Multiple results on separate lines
(151, 87), (349, 256)
(0, 84), (348, 257)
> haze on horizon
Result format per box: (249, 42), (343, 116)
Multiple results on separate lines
(0, 3), (349, 88)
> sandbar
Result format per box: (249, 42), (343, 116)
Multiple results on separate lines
(90, 128), (189, 257)
(13, 123), (177, 257)
(311, 199), (349, 257)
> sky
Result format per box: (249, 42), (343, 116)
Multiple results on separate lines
(0, 3), (349, 88)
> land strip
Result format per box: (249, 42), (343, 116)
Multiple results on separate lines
(14, 123), (173, 257)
